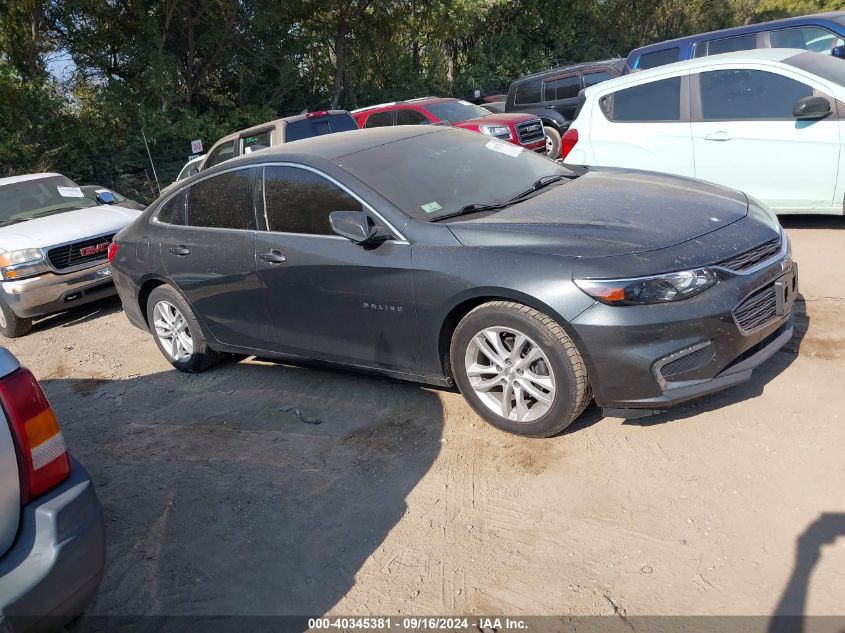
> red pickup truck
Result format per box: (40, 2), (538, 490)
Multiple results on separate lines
(352, 97), (548, 155)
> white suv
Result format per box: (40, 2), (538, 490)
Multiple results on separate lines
(562, 48), (845, 216)
(0, 173), (143, 337)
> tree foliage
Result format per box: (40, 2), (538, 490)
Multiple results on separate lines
(0, 0), (839, 202)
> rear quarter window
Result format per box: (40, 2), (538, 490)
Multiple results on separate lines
(155, 192), (186, 225)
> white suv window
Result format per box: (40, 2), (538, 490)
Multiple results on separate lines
(698, 69), (813, 120)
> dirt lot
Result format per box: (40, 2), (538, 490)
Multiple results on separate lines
(4, 217), (844, 623)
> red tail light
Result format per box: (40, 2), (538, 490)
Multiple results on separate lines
(306, 111), (329, 118)
(108, 241), (118, 263)
(561, 128), (579, 160)
(0, 368), (70, 505)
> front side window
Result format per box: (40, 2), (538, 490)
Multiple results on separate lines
(770, 26), (844, 53)
(204, 141), (236, 169)
(396, 108), (430, 125)
(364, 111), (394, 128)
(544, 75), (581, 101)
(705, 33), (758, 55)
(637, 48), (680, 70)
(583, 71), (615, 88)
(605, 76), (682, 122)
(515, 80), (541, 104)
(187, 169), (256, 230)
(698, 69), (813, 120)
(263, 166), (363, 236)
(242, 129), (273, 154)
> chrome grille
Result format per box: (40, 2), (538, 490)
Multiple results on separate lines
(47, 233), (115, 271)
(718, 237), (780, 272)
(733, 284), (778, 332)
(516, 119), (544, 144)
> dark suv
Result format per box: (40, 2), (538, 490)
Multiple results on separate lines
(505, 59), (625, 158)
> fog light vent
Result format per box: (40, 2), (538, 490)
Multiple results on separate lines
(660, 343), (715, 379)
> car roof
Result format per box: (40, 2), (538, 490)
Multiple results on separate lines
(0, 172), (63, 187)
(629, 11), (845, 57)
(213, 110), (353, 144)
(196, 126), (446, 175)
(511, 58), (625, 83)
(351, 97), (458, 114)
(606, 47), (811, 84)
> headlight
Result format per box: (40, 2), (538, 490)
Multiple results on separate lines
(575, 268), (718, 305)
(479, 124), (512, 140)
(0, 248), (48, 280)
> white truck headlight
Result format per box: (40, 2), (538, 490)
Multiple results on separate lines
(0, 249), (49, 280)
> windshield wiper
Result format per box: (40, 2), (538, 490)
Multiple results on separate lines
(430, 201), (511, 222)
(508, 174), (567, 203)
(0, 217), (34, 227)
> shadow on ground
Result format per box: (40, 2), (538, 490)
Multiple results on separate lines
(47, 359), (444, 629)
(30, 295), (122, 334)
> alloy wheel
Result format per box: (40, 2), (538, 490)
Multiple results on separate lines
(464, 326), (556, 423)
(153, 300), (193, 361)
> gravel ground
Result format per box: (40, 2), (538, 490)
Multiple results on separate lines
(4, 217), (844, 623)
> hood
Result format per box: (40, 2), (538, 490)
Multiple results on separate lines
(0, 204), (143, 252)
(446, 169), (749, 258)
(456, 112), (540, 128)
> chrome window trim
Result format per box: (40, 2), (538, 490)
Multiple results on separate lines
(258, 161), (409, 244)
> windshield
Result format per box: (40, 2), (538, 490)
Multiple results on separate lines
(0, 175), (97, 227)
(786, 50), (845, 85)
(425, 100), (494, 123)
(335, 128), (573, 221)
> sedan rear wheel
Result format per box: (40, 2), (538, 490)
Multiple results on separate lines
(146, 285), (220, 373)
(451, 301), (591, 437)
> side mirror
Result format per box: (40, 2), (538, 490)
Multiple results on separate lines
(329, 210), (378, 243)
(793, 95), (831, 119)
(95, 189), (116, 204)
(832, 45), (845, 59)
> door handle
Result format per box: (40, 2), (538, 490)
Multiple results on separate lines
(703, 131), (732, 141)
(260, 250), (287, 264)
(168, 245), (190, 256)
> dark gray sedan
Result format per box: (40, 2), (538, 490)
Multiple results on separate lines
(108, 126), (796, 437)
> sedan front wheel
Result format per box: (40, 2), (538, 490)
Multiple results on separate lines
(451, 301), (591, 437)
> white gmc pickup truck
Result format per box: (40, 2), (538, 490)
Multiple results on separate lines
(0, 173), (143, 338)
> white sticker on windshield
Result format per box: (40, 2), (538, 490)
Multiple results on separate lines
(57, 186), (84, 198)
(484, 139), (523, 157)
(421, 201), (443, 214)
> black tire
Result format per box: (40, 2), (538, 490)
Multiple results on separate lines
(450, 301), (591, 438)
(146, 285), (221, 373)
(0, 298), (32, 338)
(544, 125), (562, 159)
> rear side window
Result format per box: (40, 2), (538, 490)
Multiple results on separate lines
(770, 26), (844, 53)
(285, 114), (358, 141)
(156, 192), (186, 225)
(242, 129), (272, 154)
(698, 69), (813, 120)
(186, 169), (256, 230)
(605, 77), (682, 121)
(637, 48), (680, 70)
(544, 75), (581, 101)
(396, 109), (430, 125)
(583, 71), (615, 87)
(704, 33), (758, 55)
(364, 111), (394, 128)
(263, 166), (362, 236)
(515, 80), (541, 104)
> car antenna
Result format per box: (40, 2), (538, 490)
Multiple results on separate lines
(141, 128), (161, 195)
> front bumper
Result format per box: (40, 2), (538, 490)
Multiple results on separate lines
(0, 458), (106, 633)
(0, 263), (115, 318)
(571, 247), (797, 413)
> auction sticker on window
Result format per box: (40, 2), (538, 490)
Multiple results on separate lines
(57, 186), (84, 198)
(484, 139), (523, 157)
(421, 201), (443, 213)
